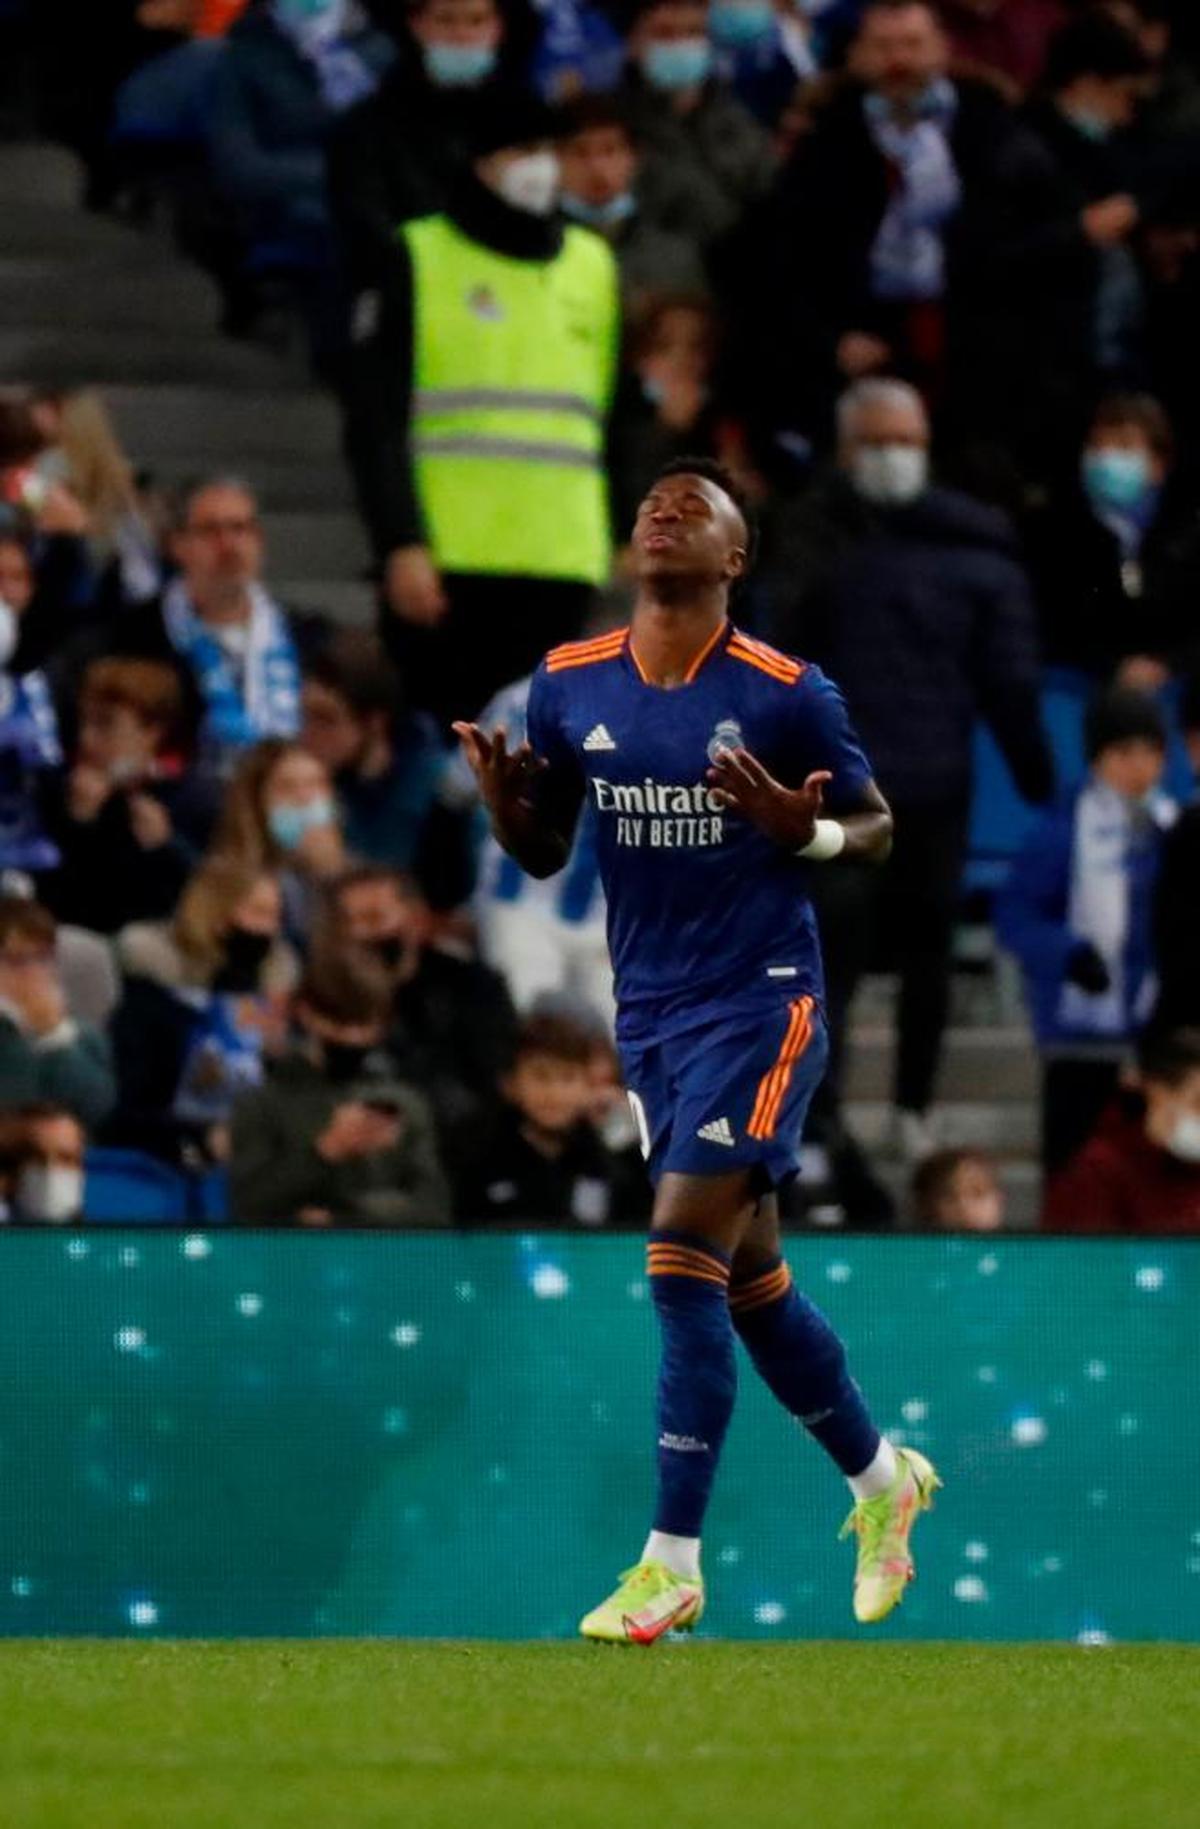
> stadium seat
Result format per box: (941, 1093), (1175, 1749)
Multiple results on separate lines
(83, 1149), (192, 1224)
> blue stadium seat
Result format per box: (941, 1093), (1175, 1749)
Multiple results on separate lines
(192, 1166), (231, 1225)
(83, 1149), (192, 1225)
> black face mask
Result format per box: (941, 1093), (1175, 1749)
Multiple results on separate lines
(372, 936), (404, 972)
(324, 1041), (372, 1083)
(214, 927), (272, 991)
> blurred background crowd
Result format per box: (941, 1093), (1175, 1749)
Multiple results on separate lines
(0, 0), (1199, 1230)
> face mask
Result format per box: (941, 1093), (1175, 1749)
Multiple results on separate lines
(17, 1165), (83, 1224)
(422, 41), (496, 87)
(1082, 449), (1154, 516)
(372, 936), (405, 972)
(710, 0), (774, 47)
(851, 444), (929, 506)
(493, 150), (561, 216)
(217, 927), (273, 990)
(267, 796), (335, 852)
(640, 38), (713, 91)
(560, 189), (637, 230)
(1166, 1112), (1200, 1164)
(0, 601), (16, 672)
(323, 1040), (372, 1083)
(1064, 105), (1113, 143)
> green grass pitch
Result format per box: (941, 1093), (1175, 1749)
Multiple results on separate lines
(1, 1640), (1196, 1828)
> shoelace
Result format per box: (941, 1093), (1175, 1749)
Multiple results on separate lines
(838, 1491), (895, 1552)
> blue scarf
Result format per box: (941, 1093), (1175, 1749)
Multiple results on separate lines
(864, 80), (962, 301)
(270, 0), (382, 113)
(0, 669), (62, 871)
(163, 579), (300, 759)
(173, 992), (269, 1125)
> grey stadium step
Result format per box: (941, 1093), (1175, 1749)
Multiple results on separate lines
(0, 255), (220, 336)
(0, 142), (85, 209)
(0, 326), (306, 391)
(104, 384), (340, 464)
(846, 1100), (1038, 1156)
(261, 509), (370, 576)
(844, 1026), (1038, 1104)
(270, 578), (376, 627)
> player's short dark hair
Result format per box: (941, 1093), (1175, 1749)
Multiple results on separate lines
(512, 1011), (595, 1069)
(1044, 11), (1151, 88)
(651, 455), (759, 566)
(1084, 684), (1168, 762)
(1137, 1027), (1200, 1087)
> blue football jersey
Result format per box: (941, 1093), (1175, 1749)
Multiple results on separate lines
(525, 622), (875, 1042)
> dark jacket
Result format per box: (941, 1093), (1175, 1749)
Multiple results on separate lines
(230, 1047), (451, 1225)
(769, 477), (1054, 808)
(208, 4), (394, 239)
(1155, 799), (1200, 1029)
(1023, 487), (1200, 677)
(327, 61), (507, 286)
(42, 776), (202, 935)
(1043, 1106), (1200, 1231)
(619, 73), (775, 251)
(0, 1011), (115, 1128)
(456, 1102), (619, 1225)
(725, 79), (1096, 460)
(387, 947), (517, 1155)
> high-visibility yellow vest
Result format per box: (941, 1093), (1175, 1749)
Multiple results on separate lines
(403, 214), (618, 584)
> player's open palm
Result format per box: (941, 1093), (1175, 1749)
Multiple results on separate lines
(707, 747), (832, 849)
(452, 722), (546, 822)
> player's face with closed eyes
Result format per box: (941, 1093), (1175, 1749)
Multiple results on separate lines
(632, 475), (746, 584)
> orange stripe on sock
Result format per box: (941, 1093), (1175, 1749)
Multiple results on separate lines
(747, 998), (814, 1140)
(730, 1265), (792, 1313)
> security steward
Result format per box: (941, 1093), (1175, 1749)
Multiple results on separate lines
(343, 90), (620, 728)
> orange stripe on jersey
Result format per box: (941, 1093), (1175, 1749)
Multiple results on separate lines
(747, 997), (814, 1140)
(727, 639), (803, 687)
(545, 629), (628, 672)
(729, 1263), (792, 1314)
(683, 619), (730, 684)
(729, 630), (805, 678)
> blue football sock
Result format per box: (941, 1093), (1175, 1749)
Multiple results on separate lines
(646, 1232), (737, 1539)
(730, 1259), (880, 1478)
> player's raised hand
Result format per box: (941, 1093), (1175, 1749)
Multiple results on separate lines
(707, 747), (833, 849)
(452, 722), (546, 819)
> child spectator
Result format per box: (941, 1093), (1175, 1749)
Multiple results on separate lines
(230, 949), (450, 1225)
(911, 1148), (1005, 1231)
(584, 1029), (652, 1222)
(1043, 1027), (1200, 1231)
(111, 858), (297, 1165)
(457, 1012), (620, 1224)
(0, 898), (115, 1127)
(213, 737), (347, 940)
(44, 657), (206, 934)
(997, 686), (1174, 1175)
(1, 1103), (86, 1224)
(299, 630), (449, 879)
(321, 866), (516, 1154)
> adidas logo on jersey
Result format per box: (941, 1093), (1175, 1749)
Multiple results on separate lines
(697, 1116), (736, 1147)
(583, 723), (617, 752)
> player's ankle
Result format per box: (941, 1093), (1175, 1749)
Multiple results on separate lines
(643, 1529), (702, 1580)
(846, 1438), (899, 1502)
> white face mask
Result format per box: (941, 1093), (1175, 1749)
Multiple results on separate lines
(17, 1164), (84, 1224)
(494, 150), (561, 217)
(0, 601), (17, 672)
(851, 444), (929, 507)
(1166, 1113), (1200, 1165)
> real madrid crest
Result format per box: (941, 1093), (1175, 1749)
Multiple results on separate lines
(707, 718), (744, 764)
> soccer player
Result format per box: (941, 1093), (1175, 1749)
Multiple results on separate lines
(454, 459), (940, 1643)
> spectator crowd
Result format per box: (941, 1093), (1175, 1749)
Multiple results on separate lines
(2, 0), (1200, 1230)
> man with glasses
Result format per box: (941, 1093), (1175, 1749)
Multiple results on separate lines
(115, 476), (302, 784)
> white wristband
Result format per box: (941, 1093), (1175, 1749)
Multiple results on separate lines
(798, 819), (846, 862)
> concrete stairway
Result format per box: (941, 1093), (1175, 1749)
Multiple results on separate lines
(0, 141), (373, 625)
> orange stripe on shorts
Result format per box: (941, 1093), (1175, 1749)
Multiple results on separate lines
(747, 997), (814, 1140)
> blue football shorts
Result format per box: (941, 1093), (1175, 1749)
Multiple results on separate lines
(619, 993), (829, 1188)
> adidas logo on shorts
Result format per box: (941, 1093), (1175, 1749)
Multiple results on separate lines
(697, 1116), (736, 1147)
(583, 723), (617, 751)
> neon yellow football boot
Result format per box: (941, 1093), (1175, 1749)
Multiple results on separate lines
(840, 1447), (942, 1624)
(579, 1560), (705, 1645)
